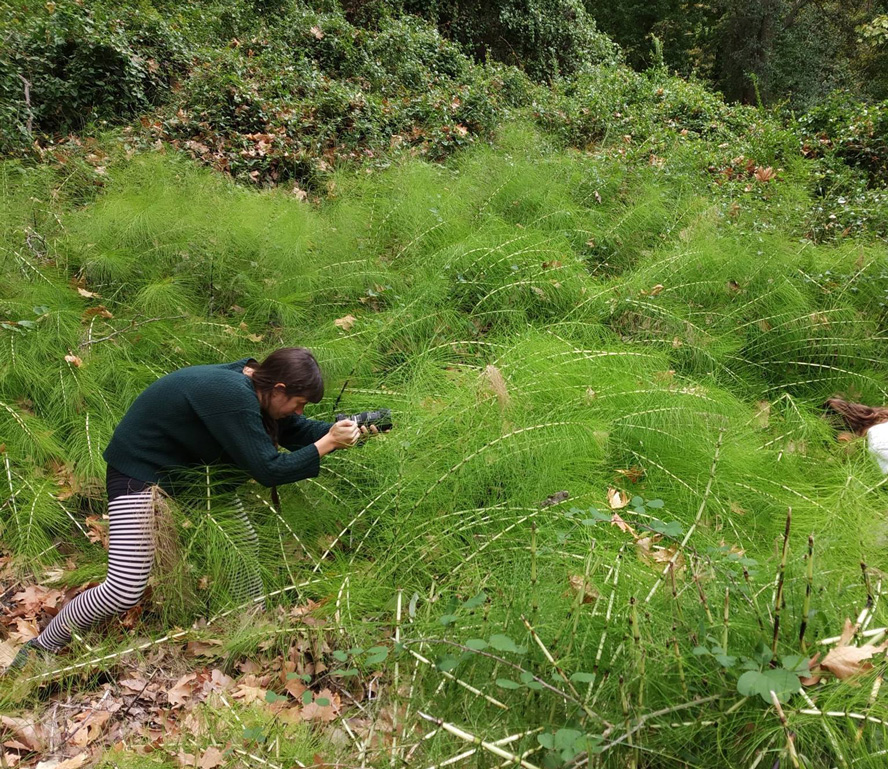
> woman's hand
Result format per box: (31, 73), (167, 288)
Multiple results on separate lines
(328, 420), (361, 449)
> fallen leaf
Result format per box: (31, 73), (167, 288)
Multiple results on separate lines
(9, 618), (39, 643)
(818, 619), (888, 680)
(186, 639), (224, 657)
(82, 306), (113, 320)
(610, 512), (637, 537)
(70, 710), (111, 747)
(64, 355), (83, 367)
(232, 684), (268, 704)
(301, 688), (340, 722)
(167, 673), (198, 707)
(636, 536), (685, 575)
(615, 466), (644, 484)
(650, 284), (664, 296)
(11, 585), (64, 616)
(199, 746), (226, 769)
(334, 314), (356, 331)
(310, 25), (324, 39)
(607, 487), (629, 510)
(0, 716), (45, 752)
(0, 641), (17, 667)
(76, 287), (100, 299)
(566, 575), (599, 604)
(35, 757), (89, 769)
(754, 166), (776, 182)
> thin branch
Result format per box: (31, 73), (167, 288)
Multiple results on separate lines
(79, 315), (186, 347)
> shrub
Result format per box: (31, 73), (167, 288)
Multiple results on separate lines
(0, 1), (189, 153)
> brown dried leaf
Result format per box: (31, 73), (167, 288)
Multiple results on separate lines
(310, 25), (324, 39)
(615, 466), (645, 484)
(70, 710), (111, 747)
(334, 314), (356, 331)
(185, 639), (223, 658)
(567, 575), (599, 603)
(62, 354), (83, 367)
(11, 585), (64, 616)
(199, 746), (226, 769)
(76, 287), (100, 299)
(301, 688), (340, 722)
(607, 487), (629, 510)
(610, 512), (637, 537)
(821, 640), (888, 680)
(82, 305), (113, 320)
(649, 284), (664, 296)
(37, 755), (89, 769)
(9, 618), (39, 643)
(232, 684), (267, 704)
(754, 166), (776, 182)
(636, 536), (685, 575)
(167, 673), (198, 707)
(0, 716), (45, 752)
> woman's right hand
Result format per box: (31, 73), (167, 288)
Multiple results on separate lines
(327, 420), (361, 449)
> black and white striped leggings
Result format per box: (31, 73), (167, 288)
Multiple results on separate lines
(32, 468), (264, 653)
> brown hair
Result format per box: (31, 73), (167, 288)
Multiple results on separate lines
(249, 347), (324, 441)
(249, 348), (324, 511)
(825, 397), (888, 436)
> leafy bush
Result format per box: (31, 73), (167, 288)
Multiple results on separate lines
(153, 9), (504, 186)
(0, 0), (190, 154)
(357, 0), (621, 82)
(797, 91), (888, 188)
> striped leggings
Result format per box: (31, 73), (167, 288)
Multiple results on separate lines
(33, 484), (264, 654)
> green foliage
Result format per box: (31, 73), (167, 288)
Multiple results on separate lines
(392, 0), (621, 82)
(0, 0), (189, 153)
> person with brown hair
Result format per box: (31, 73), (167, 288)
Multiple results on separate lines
(7, 348), (370, 671)
(825, 397), (888, 473)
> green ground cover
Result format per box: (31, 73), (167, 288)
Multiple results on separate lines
(2, 117), (888, 766)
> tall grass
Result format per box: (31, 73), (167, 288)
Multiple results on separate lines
(2, 122), (888, 766)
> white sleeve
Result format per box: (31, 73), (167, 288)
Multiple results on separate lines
(867, 426), (888, 474)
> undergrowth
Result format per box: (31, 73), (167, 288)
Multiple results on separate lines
(1, 122), (888, 767)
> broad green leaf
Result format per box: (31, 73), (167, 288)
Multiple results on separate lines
(465, 638), (488, 651)
(332, 650), (348, 662)
(570, 671), (595, 683)
(488, 634), (522, 653)
(301, 690), (313, 705)
(439, 614), (458, 626)
(463, 591), (487, 609)
(737, 669), (801, 703)
(495, 678), (521, 689)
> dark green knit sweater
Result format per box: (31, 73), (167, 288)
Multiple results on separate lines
(103, 359), (332, 492)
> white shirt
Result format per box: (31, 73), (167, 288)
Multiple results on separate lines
(868, 421), (888, 473)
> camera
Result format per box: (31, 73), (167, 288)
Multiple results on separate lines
(335, 408), (393, 432)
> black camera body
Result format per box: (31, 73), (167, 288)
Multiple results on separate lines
(335, 408), (393, 432)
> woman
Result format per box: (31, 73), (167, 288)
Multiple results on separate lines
(8, 347), (363, 670)
(826, 397), (888, 473)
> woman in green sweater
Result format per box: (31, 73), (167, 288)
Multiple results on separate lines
(12, 347), (362, 667)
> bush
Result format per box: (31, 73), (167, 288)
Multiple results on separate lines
(0, 0), (189, 154)
(378, 0), (621, 82)
(797, 91), (888, 188)
(154, 8), (504, 187)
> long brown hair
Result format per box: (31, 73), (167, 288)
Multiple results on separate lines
(825, 397), (888, 436)
(249, 348), (324, 510)
(249, 347), (324, 443)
